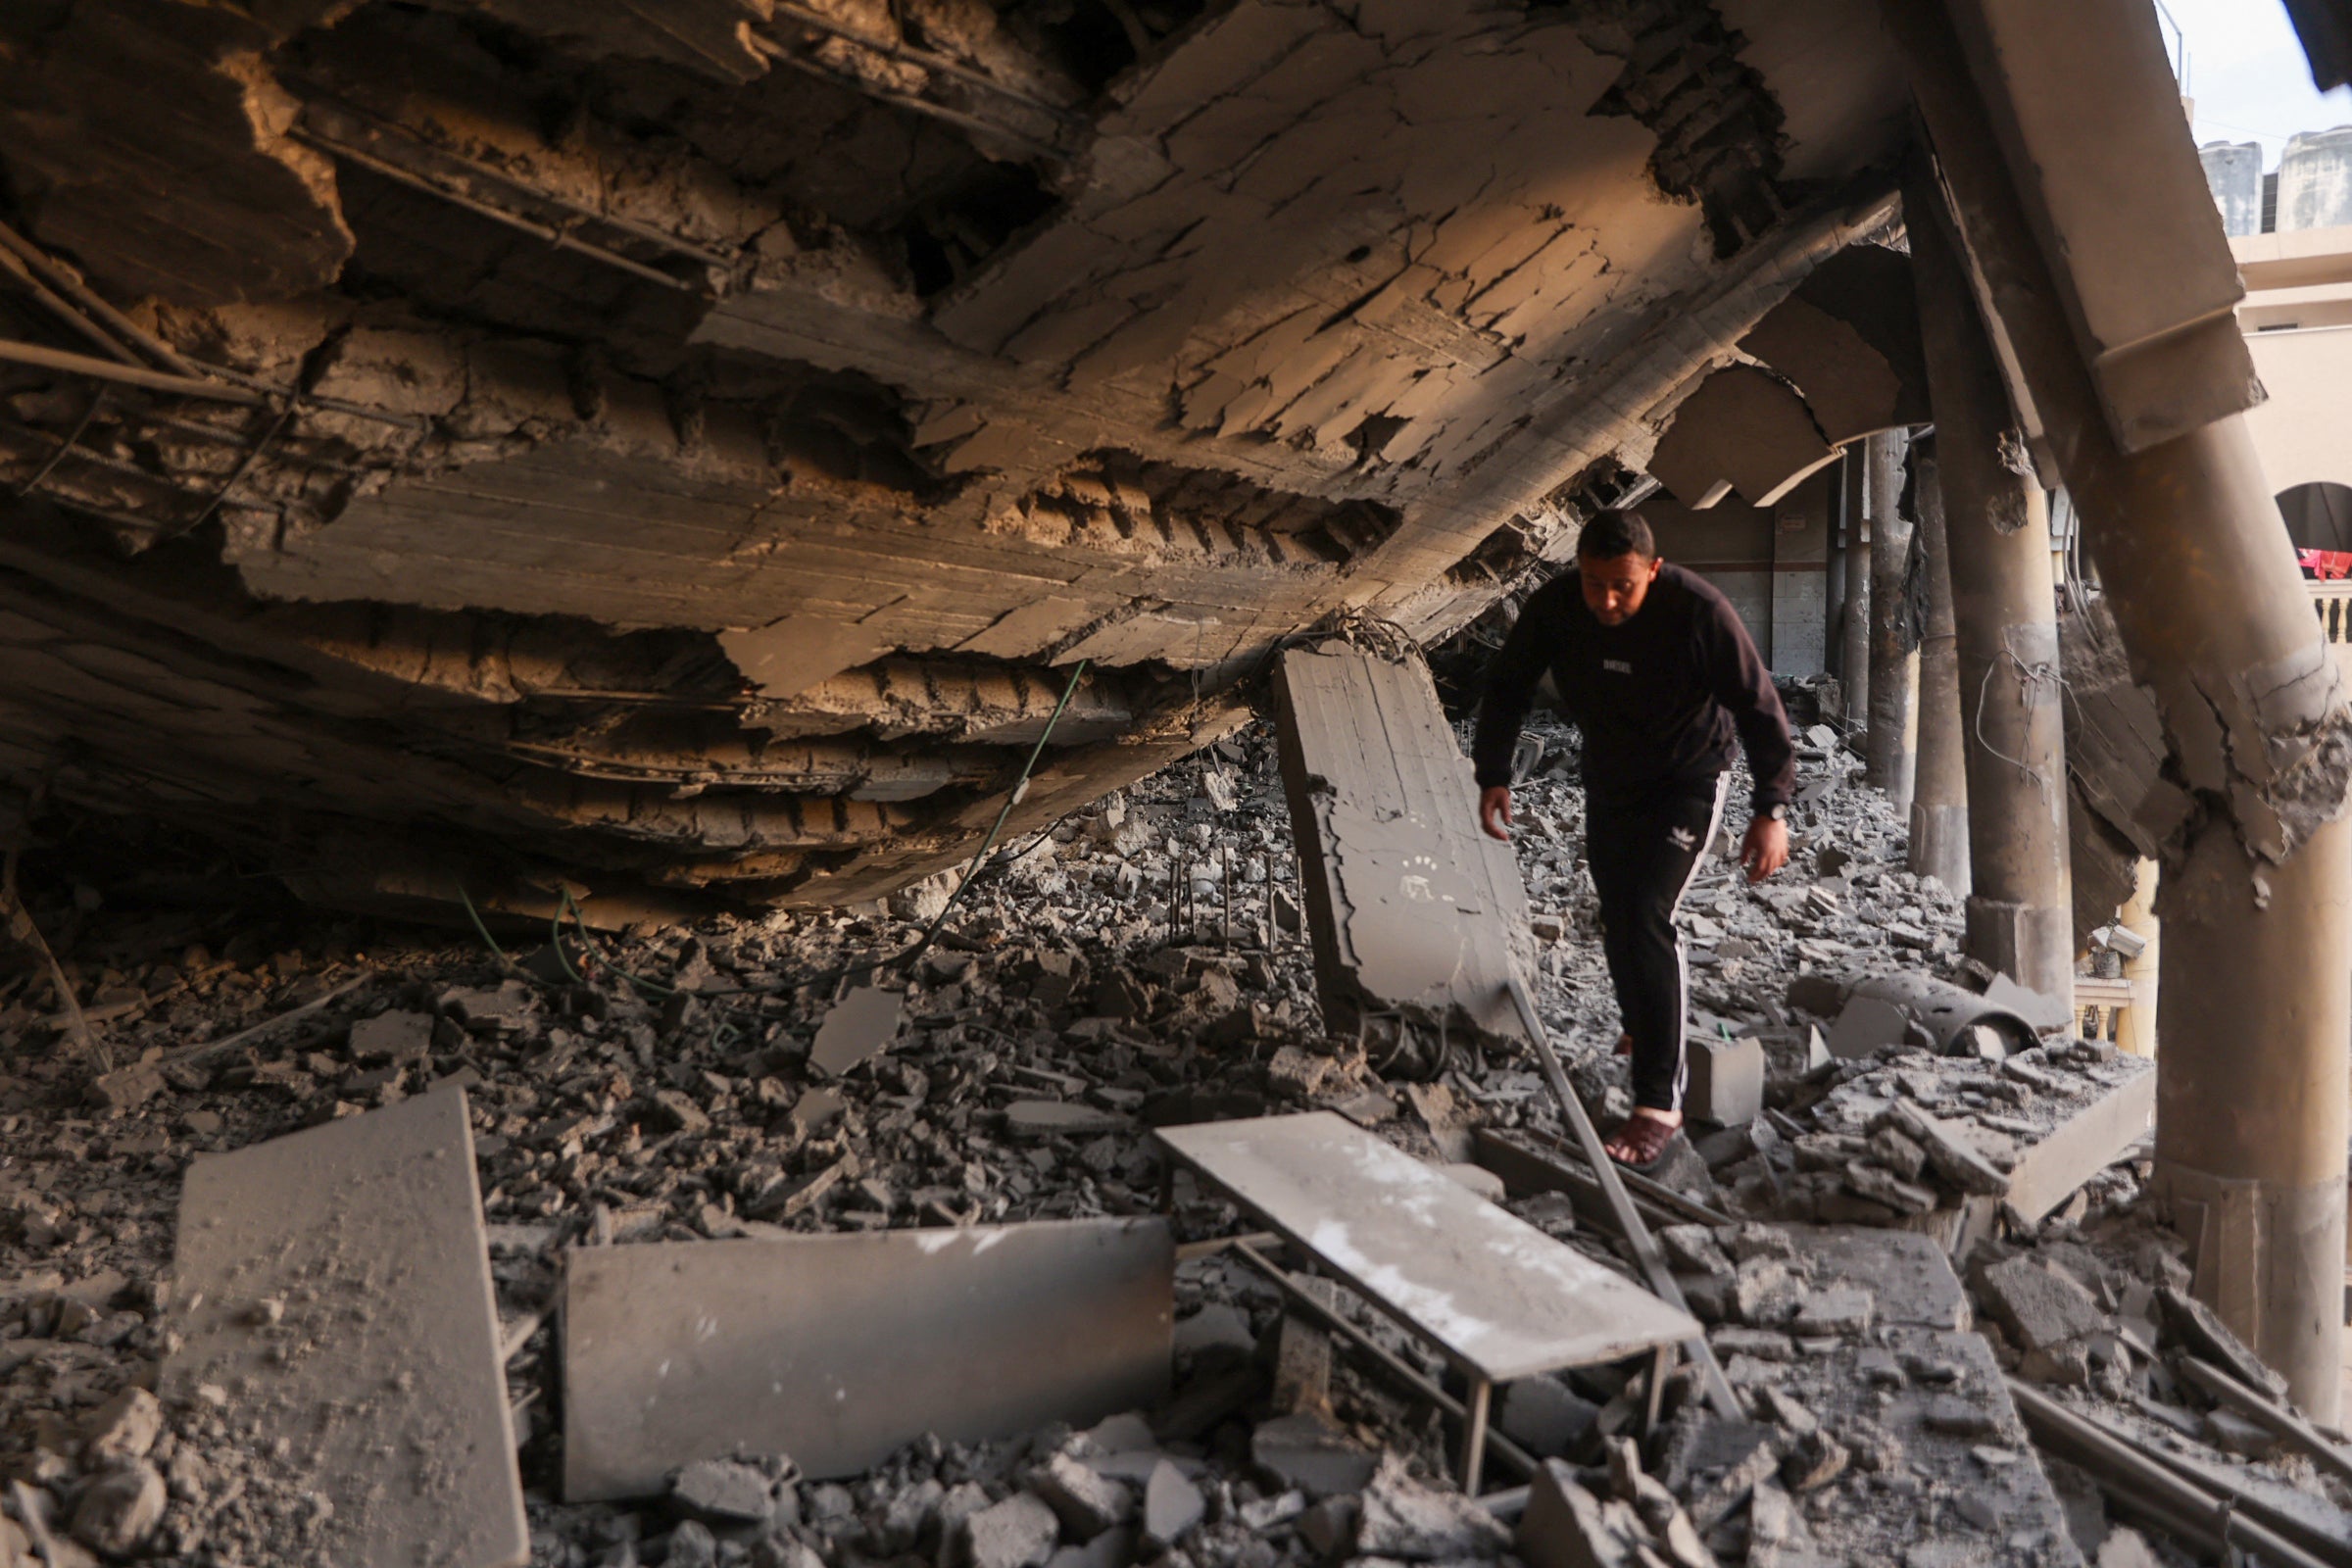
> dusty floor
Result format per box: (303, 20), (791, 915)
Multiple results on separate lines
(0, 696), (2346, 1568)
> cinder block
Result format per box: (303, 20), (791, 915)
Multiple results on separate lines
(1688, 1034), (1765, 1126)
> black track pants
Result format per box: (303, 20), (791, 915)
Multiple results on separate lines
(1584, 774), (1731, 1113)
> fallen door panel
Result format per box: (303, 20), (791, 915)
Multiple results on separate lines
(166, 1084), (526, 1568)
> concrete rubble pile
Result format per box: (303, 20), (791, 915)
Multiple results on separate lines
(0, 711), (2344, 1568)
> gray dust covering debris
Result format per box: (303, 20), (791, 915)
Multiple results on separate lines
(0, 709), (2343, 1568)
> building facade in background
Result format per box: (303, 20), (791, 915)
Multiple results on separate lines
(2201, 126), (2352, 557)
(2200, 125), (2352, 667)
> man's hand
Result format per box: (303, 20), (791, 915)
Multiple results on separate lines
(1740, 813), (1788, 883)
(1479, 785), (1513, 842)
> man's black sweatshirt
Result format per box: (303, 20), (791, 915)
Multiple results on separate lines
(1472, 562), (1795, 811)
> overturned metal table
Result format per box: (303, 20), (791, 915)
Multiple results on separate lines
(1155, 1110), (1700, 1492)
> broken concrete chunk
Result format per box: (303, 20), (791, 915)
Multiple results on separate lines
(1733, 1258), (1806, 1326)
(963, 1493), (1060, 1568)
(1790, 1288), (1874, 1339)
(1980, 1258), (2108, 1353)
(1296, 1496), (1360, 1557)
(1498, 1375), (1599, 1457)
(1998, 1059), (2154, 1223)
(1354, 1454), (1510, 1559)
(1657, 1224), (1734, 1278)
(2155, 1285), (2289, 1399)
(1517, 1462), (1640, 1568)
(1671, 1419), (1780, 1533)
(79, 1387), (163, 1466)
(1041, 1525), (1136, 1568)
(1842, 1160), (1936, 1215)
(1825, 996), (1915, 1059)
(348, 1008), (435, 1062)
(1881, 1103), (2012, 1197)
(1686, 1033), (1764, 1126)
(1005, 1101), (1131, 1138)
(810, 987), (904, 1076)
(1250, 1410), (1376, 1499)
(1778, 1428), (1850, 1492)
(1708, 1326), (1794, 1361)
(1075, 1412), (1157, 1457)
(1030, 1453), (1133, 1541)
(1865, 1126), (1927, 1183)
(1263, 1045), (1334, 1099)
(70, 1461), (166, 1557)
(645, 1088), (712, 1135)
(669, 1458), (780, 1525)
(1142, 1461), (1204, 1546)
(1173, 1301), (1254, 1359)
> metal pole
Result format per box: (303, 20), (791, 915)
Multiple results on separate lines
(1908, 435), (1972, 892)
(1865, 429), (1920, 807)
(1905, 175), (2075, 1001)
(1894, 5), (2350, 1418)
(1501, 976), (1740, 1420)
(1457, 1378), (1493, 1494)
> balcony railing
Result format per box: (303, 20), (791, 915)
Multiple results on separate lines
(2312, 579), (2352, 646)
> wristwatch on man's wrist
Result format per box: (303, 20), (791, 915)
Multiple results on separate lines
(1760, 804), (1788, 822)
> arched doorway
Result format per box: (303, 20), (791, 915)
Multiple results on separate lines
(2278, 480), (2352, 551)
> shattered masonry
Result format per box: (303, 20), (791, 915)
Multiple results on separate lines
(0, 0), (1912, 923)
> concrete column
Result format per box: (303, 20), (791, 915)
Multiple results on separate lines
(2116, 858), (2159, 1058)
(1839, 454), (1871, 729)
(1825, 453), (1850, 683)
(1908, 436), (1971, 893)
(1907, 202), (2074, 1001)
(1865, 431), (1920, 807)
(1895, 5), (2352, 1418)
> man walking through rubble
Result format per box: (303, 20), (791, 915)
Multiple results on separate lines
(1473, 509), (1794, 1169)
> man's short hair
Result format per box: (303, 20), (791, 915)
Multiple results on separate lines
(1576, 509), (1655, 562)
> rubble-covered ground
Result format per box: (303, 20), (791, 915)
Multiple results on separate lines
(3, 700), (2348, 1568)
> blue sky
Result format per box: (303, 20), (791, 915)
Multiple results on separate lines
(2171, 0), (2352, 166)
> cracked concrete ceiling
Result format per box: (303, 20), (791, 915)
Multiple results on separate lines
(0, 0), (1920, 924)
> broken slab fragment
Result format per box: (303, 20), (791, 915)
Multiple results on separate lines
(1880, 1102), (2013, 1199)
(1270, 644), (1533, 1048)
(1980, 1258), (2109, 1354)
(1004, 1100), (1132, 1138)
(2001, 1056), (2154, 1224)
(1515, 1462), (1634, 1568)
(808, 986), (904, 1076)
(1142, 1461), (1204, 1547)
(1686, 1033), (1764, 1127)
(563, 1219), (1172, 1499)
(1250, 1410), (1378, 1498)
(164, 1083), (526, 1568)
(964, 1492), (1061, 1568)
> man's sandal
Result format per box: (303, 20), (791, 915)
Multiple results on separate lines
(1605, 1112), (1681, 1170)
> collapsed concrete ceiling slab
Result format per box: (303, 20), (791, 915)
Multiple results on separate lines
(0, 0), (1915, 922)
